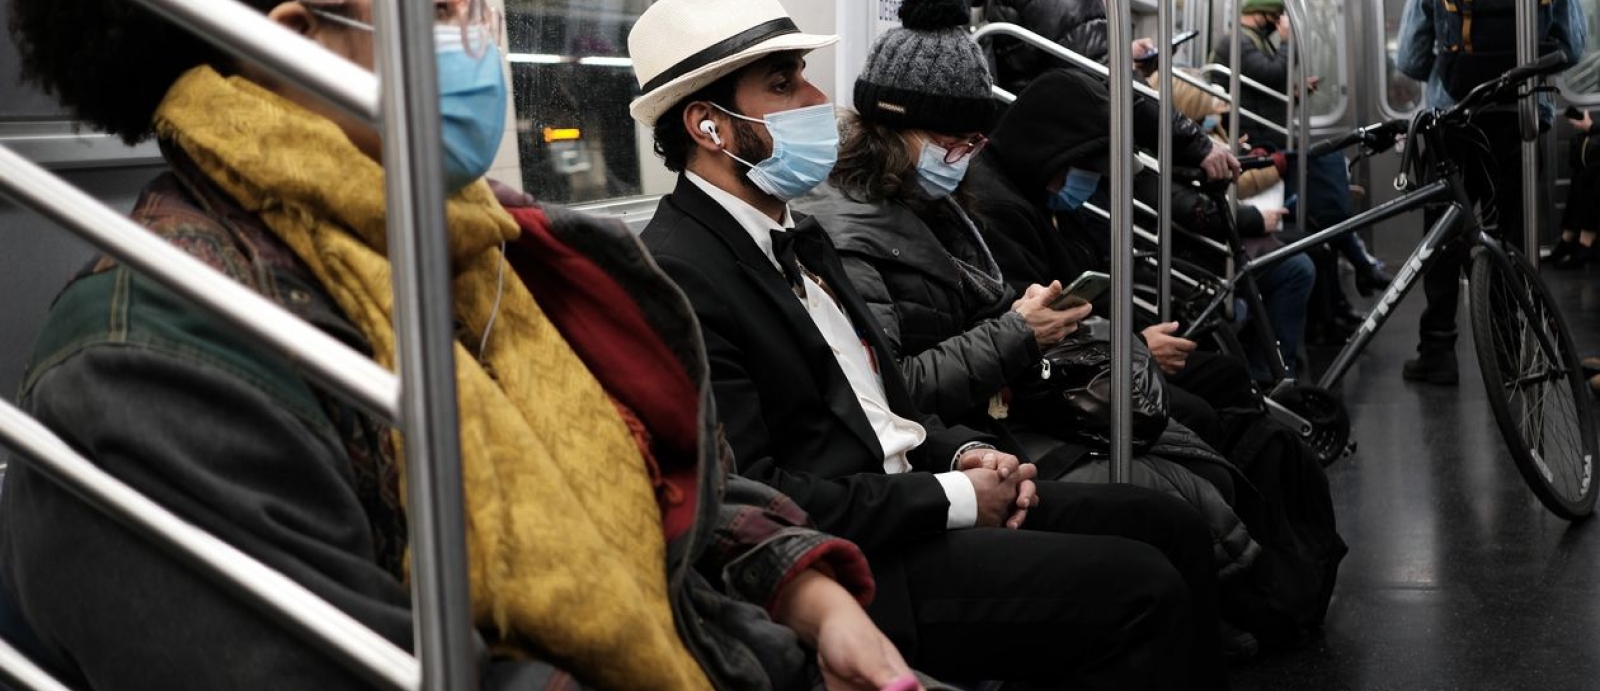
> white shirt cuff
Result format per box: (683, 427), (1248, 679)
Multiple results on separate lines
(935, 471), (978, 529)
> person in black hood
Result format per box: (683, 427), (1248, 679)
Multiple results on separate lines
(969, 67), (1279, 455)
(981, 0), (1240, 182)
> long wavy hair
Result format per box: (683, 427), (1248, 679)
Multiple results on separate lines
(831, 111), (978, 218)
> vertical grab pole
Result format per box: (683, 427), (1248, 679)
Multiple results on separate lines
(1227, 0), (1243, 319)
(1285, 0), (1311, 245)
(1107, 0), (1134, 484)
(1157, 0), (1174, 321)
(371, 1), (477, 690)
(1517, 0), (1540, 265)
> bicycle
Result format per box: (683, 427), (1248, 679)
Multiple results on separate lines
(1158, 52), (1596, 519)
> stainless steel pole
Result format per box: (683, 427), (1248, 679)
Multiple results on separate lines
(128, 0), (379, 123)
(0, 636), (76, 691)
(0, 401), (420, 691)
(1285, 0), (1311, 248)
(1517, 0), (1541, 264)
(1107, 0), (1134, 484)
(0, 146), (400, 421)
(1227, 0), (1243, 321)
(370, 0), (476, 689)
(1158, 0), (1175, 321)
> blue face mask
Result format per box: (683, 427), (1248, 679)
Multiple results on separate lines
(309, 11), (507, 192)
(435, 25), (508, 192)
(915, 140), (972, 199)
(714, 103), (839, 201)
(1047, 168), (1103, 211)
(1201, 114), (1221, 132)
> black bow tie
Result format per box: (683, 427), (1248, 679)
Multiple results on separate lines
(769, 228), (806, 291)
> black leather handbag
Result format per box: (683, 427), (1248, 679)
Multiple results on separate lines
(1013, 317), (1171, 453)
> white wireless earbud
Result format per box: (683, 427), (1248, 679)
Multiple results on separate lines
(699, 119), (723, 146)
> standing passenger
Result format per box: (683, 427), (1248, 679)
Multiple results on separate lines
(1395, 0), (1586, 384)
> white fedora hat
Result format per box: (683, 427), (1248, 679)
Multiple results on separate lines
(628, 0), (838, 127)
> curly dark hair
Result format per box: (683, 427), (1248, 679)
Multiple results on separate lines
(8, 0), (281, 144)
(831, 111), (977, 216)
(650, 71), (740, 174)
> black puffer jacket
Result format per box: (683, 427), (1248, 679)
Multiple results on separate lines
(793, 183), (1040, 424)
(1210, 23), (1290, 147)
(981, 0), (1215, 167)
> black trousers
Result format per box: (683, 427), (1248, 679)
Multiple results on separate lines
(1419, 112), (1527, 350)
(869, 482), (1226, 691)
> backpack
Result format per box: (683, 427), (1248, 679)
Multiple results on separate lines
(1436, 0), (1557, 100)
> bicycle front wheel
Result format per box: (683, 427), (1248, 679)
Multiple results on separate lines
(1468, 247), (1597, 519)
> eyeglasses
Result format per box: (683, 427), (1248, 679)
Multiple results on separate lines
(924, 134), (989, 164)
(301, 0), (504, 56)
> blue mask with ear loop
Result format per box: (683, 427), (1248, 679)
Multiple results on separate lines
(307, 10), (508, 192)
(434, 24), (508, 191)
(712, 103), (839, 201)
(1047, 168), (1103, 211)
(1201, 114), (1221, 132)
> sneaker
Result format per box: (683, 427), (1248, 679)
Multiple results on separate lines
(1403, 350), (1459, 385)
(1219, 621), (1260, 665)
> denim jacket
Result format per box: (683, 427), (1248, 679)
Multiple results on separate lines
(1396, 0), (1586, 119)
(0, 148), (873, 691)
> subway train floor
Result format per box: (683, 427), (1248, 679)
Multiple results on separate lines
(1231, 263), (1600, 691)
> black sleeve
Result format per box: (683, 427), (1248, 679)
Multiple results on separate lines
(651, 255), (951, 554)
(836, 253), (1039, 424)
(1131, 93), (1217, 166)
(0, 345), (419, 691)
(1239, 37), (1290, 91)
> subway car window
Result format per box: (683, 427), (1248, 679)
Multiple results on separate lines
(1560, 0), (1600, 96)
(505, 0), (651, 204)
(1379, 0), (1424, 115)
(1300, 0), (1348, 121)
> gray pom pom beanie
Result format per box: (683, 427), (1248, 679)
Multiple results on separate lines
(854, 0), (997, 134)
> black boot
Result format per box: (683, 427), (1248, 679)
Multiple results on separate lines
(1403, 334), (1460, 386)
(1550, 238), (1584, 269)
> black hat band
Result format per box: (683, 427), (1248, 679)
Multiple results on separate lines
(642, 18), (800, 93)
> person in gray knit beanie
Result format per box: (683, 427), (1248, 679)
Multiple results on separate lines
(855, 0), (997, 134)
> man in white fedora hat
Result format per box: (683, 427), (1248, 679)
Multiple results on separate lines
(633, 0), (1228, 688)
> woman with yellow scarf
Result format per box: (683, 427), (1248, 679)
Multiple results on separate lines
(2, 1), (925, 690)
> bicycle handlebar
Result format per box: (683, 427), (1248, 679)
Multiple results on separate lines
(1307, 119), (1409, 158)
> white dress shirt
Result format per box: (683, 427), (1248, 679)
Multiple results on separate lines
(685, 173), (977, 528)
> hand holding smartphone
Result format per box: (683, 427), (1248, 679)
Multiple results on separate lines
(1049, 271), (1111, 310)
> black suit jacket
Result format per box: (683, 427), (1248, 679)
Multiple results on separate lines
(642, 176), (992, 556)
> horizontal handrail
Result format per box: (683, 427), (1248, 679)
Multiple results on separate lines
(135, 0), (380, 123)
(0, 145), (401, 422)
(0, 637), (74, 691)
(0, 399), (420, 691)
(975, 22), (1290, 136)
(1199, 63), (1291, 103)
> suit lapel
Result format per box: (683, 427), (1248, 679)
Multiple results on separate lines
(791, 218), (925, 423)
(668, 179), (885, 463)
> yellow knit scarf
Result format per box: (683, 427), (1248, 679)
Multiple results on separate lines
(153, 66), (712, 691)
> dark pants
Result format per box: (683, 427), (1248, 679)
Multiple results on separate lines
(1418, 113), (1526, 351)
(874, 483), (1226, 691)
(1561, 160), (1600, 232)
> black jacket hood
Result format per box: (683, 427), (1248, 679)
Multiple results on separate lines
(986, 68), (1113, 196)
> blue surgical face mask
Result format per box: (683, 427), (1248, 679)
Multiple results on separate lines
(713, 103), (839, 201)
(1047, 168), (1103, 211)
(1201, 114), (1221, 132)
(308, 11), (507, 192)
(435, 25), (508, 191)
(915, 139), (972, 199)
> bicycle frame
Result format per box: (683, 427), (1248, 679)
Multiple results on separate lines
(1177, 176), (1463, 392)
